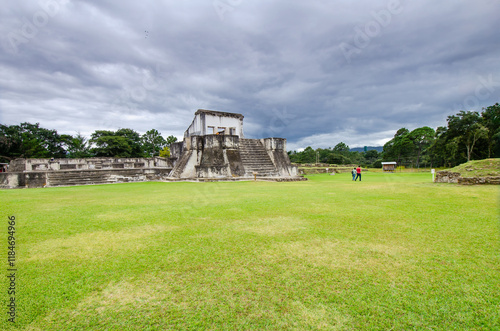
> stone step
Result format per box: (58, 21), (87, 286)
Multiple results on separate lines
(240, 160), (275, 164)
(169, 150), (192, 178)
(240, 150), (270, 154)
(238, 138), (279, 176)
(243, 164), (276, 168)
(46, 171), (113, 186)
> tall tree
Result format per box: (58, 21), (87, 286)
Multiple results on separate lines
(115, 128), (144, 157)
(382, 128), (413, 165)
(90, 129), (144, 157)
(0, 122), (68, 160)
(481, 103), (500, 158)
(299, 146), (316, 163)
(447, 111), (487, 162)
(66, 133), (93, 158)
(333, 142), (350, 155)
(165, 135), (178, 146)
(409, 126), (435, 168)
(141, 129), (167, 157)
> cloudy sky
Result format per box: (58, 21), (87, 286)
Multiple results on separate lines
(1, 0), (499, 151)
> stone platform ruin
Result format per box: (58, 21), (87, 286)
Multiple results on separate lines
(0, 157), (172, 189)
(168, 109), (303, 181)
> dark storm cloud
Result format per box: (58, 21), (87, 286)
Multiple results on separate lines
(1, 0), (499, 150)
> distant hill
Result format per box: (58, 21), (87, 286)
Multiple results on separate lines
(350, 146), (383, 153)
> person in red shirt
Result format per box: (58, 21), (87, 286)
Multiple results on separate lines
(355, 166), (361, 181)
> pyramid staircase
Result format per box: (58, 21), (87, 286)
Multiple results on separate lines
(239, 139), (279, 176)
(169, 150), (193, 178)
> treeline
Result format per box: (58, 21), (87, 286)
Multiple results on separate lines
(288, 143), (382, 167)
(0, 123), (177, 162)
(1, 103), (498, 167)
(289, 103), (500, 168)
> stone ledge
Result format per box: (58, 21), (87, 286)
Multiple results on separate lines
(435, 171), (500, 185)
(163, 176), (307, 182)
(0, 168), (173, 189)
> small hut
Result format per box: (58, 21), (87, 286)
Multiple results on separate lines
(381, 162), (397, 172)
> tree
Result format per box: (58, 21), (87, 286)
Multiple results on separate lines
(429, 126), (464, 167)
(0, 124), (20, 161)
(333, 142), (350, 155)
(481, 103), (500, 158)
(166, 135), (178, 146)
(291, 146), (316, 163)
(382, 128), (413, 165)
(159, 146), (170, 158)
(66, 133), (93, 158)
(91, 129), (142, 157)
(363, 149), (379, 166)
(447, 111), (487, 162)
(115, 128), (144, 157)
(409, 126), (435, 168)
(141, 129), (167, 157)
(0, 122), (68, 160)
(326, 153), (351, 165)
(92, 135), (132, 157)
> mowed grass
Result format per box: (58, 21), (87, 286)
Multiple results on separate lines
(1, 172), (499, 330)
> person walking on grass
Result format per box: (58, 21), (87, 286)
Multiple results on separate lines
(355, 165), (362, 181)
(351, 167), (356, 181)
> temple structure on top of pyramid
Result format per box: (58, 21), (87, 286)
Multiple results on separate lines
(168, 109), (301, 181)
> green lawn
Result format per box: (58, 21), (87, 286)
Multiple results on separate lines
(1, 172), (498, 330)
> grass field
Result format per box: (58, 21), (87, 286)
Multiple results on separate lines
(1, 172), (499, 330)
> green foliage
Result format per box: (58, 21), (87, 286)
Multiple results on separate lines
(66, 133), (93, 158)
(363, 149), (379, 166)
(91, 135), (133, 157)
(447, 111), (487, 162)
(159, 145), (170, 158)
(382, 128), (414, 164)
(141, 129), (167, 157)
(372, 159), (383, 168)
(481, 103), (500, 158)
(87, 129), (176, 158)
(289, 143), (355, 164)
(0, 122), (68, 161)
(165, 135), (178, 146)
(408, 126), (435, 168)
(333, 142), (350, 154)
(0, 123), (179, 160)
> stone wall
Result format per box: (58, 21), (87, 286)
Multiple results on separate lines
(0, 172), (48, 188)
(435, 171), (500, 185)
(0, 168), (172, 189)
(1, 157), (173, 189)
(261, 138), (297, 177)
(10, 157), (171, 172)
(458, 176), (500, 185)
(434, 171), (462, 183)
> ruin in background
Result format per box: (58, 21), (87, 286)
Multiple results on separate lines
(168, 109), (302, 181)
